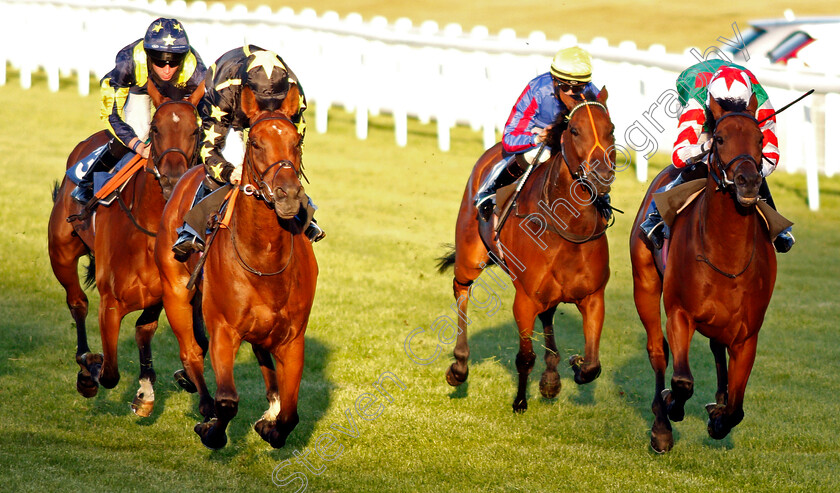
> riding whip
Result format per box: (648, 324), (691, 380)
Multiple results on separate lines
(494, 142), (547, 240)
(758, 89), (814, 125)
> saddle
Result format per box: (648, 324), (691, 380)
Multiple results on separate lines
(654, 179), (793, 238)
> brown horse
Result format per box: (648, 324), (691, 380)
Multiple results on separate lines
(155, 84), (317, 449)
(630, 94), (777, 452)
(47, 85), (203, 416)
(437, 88), (616, 412)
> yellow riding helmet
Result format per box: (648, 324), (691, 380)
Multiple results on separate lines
(550, 46), (592, 83)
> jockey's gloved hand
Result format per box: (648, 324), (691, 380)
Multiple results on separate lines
(594, 194), (612, 220)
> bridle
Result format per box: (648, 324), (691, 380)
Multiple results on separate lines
(560, 101), (612, 183)
(147, 99), (200, 180)
(239, 115), (302, 205)
(708, 111), (764, 191)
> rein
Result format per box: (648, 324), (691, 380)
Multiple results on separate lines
(115, 100), (200, 237)
(519, 99), (613, 243)
(223, 114), (301, 277)
(695, 111), (761, 278)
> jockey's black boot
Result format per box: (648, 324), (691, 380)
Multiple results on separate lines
(172, 182), (213, 260)
(304, 218), (326, 243)
(759, 179), (795, 253)
(71, 138), (125, 205)
(639, 170), (691, 249)
(475, 155), (524, 222)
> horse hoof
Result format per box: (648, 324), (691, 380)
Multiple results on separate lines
(173, 369), (198, 393)
(512, 398), (528, 413)
(131, 396), (154, 418)
(661, 389), (685, 422)
(539, 371), (561, 398)
(195, 419), (227, 450)
(76, 370), (99, 398)
(705, 403), (730, 440)
(99, 373), (120, 390)
(650, 419), (674, 453)
(445, 364), (468, 387)
(569, 355), (601, 384)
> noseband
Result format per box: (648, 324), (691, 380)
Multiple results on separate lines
(241, 115), (301, 206)
(708, 111), (763, 191)
(147, 100), (200, 180)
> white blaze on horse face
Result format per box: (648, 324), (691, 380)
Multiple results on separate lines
(271, 123), (283, 137)
(171, 112), (180, 124)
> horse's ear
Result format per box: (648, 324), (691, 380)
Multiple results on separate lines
(279, 83), (301, 119)
(597, 86), (608, 105)
(241, 85), (260, 121)
(556, 86), (577, 114)
(187, 84), (205, 107)
(708, 96), (724, 121)
(147, 79), (165, 108)
(747, 92), (758, 116)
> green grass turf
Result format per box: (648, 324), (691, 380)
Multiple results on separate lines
(204, 0), (840, 52)
(1, 64), (839, 491)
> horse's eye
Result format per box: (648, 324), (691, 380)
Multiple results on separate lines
(715, 136), (724, 145)
(570, 127), (579, 137)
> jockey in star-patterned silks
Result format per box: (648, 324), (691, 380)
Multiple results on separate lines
(71, 17), (206, 205)
(474, 46), (603, 222)
(639, 60), (795, 253)
(171, 45), (324, 259)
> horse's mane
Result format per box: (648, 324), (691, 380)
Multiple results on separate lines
(545, 94), (592, 151)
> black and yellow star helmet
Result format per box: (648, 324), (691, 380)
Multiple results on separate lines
(243, 49), (290, 111)
(143, 17), (190, 64)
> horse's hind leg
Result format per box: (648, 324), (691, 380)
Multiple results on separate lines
(570, 290), (605, 385)
(445, 277), (474, 387)
(259, 334), (305, 449)
(538, 306), (561, 399)
(131, 303), (163, 417)
(511, 292), (539, 413)
(707, 335), (757, 440)
(195, 328), (240, 449)
(631, 241), (671, 452)
(48, 221), (98, 396)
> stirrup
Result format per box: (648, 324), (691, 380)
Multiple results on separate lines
(172, 232), (204, 261)
(640, 217), (665, 250)
(476, 194), (495, 222)
(773, 229), (795, 254)
(305, 223), (325, 242)
(71, 185), (94, 205)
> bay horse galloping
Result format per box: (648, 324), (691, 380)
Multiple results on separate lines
(438, 88), (615, 412)
(47, 85), (203, 416)
(630, 94), (777, 452)
(155, 84), (317, 449)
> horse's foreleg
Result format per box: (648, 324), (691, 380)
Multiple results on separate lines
(571, 290), (605, 385)
(511, 293), (539, 413)
(538, 306), (561, 399)
(131, 303), (162, 417)
(710, 339), (728, 407)
(259, 335), (304, 449)
(663, 309), (695, 423)
(194, 328), (240, 449)
(445, 278), (473, 387)
(252, 344), (282, 446)
(707, 335), (757, 440)
(97, 296), (124, 390)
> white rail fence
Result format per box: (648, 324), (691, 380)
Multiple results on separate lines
(1, 0), (838, 210)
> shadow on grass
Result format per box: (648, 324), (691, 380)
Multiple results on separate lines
(446, 302), (602, 408)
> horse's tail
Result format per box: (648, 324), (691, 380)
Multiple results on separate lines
(436, 243), (457, 273)
(51, 180), (60, 203)
(83, 254), (96, 289)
